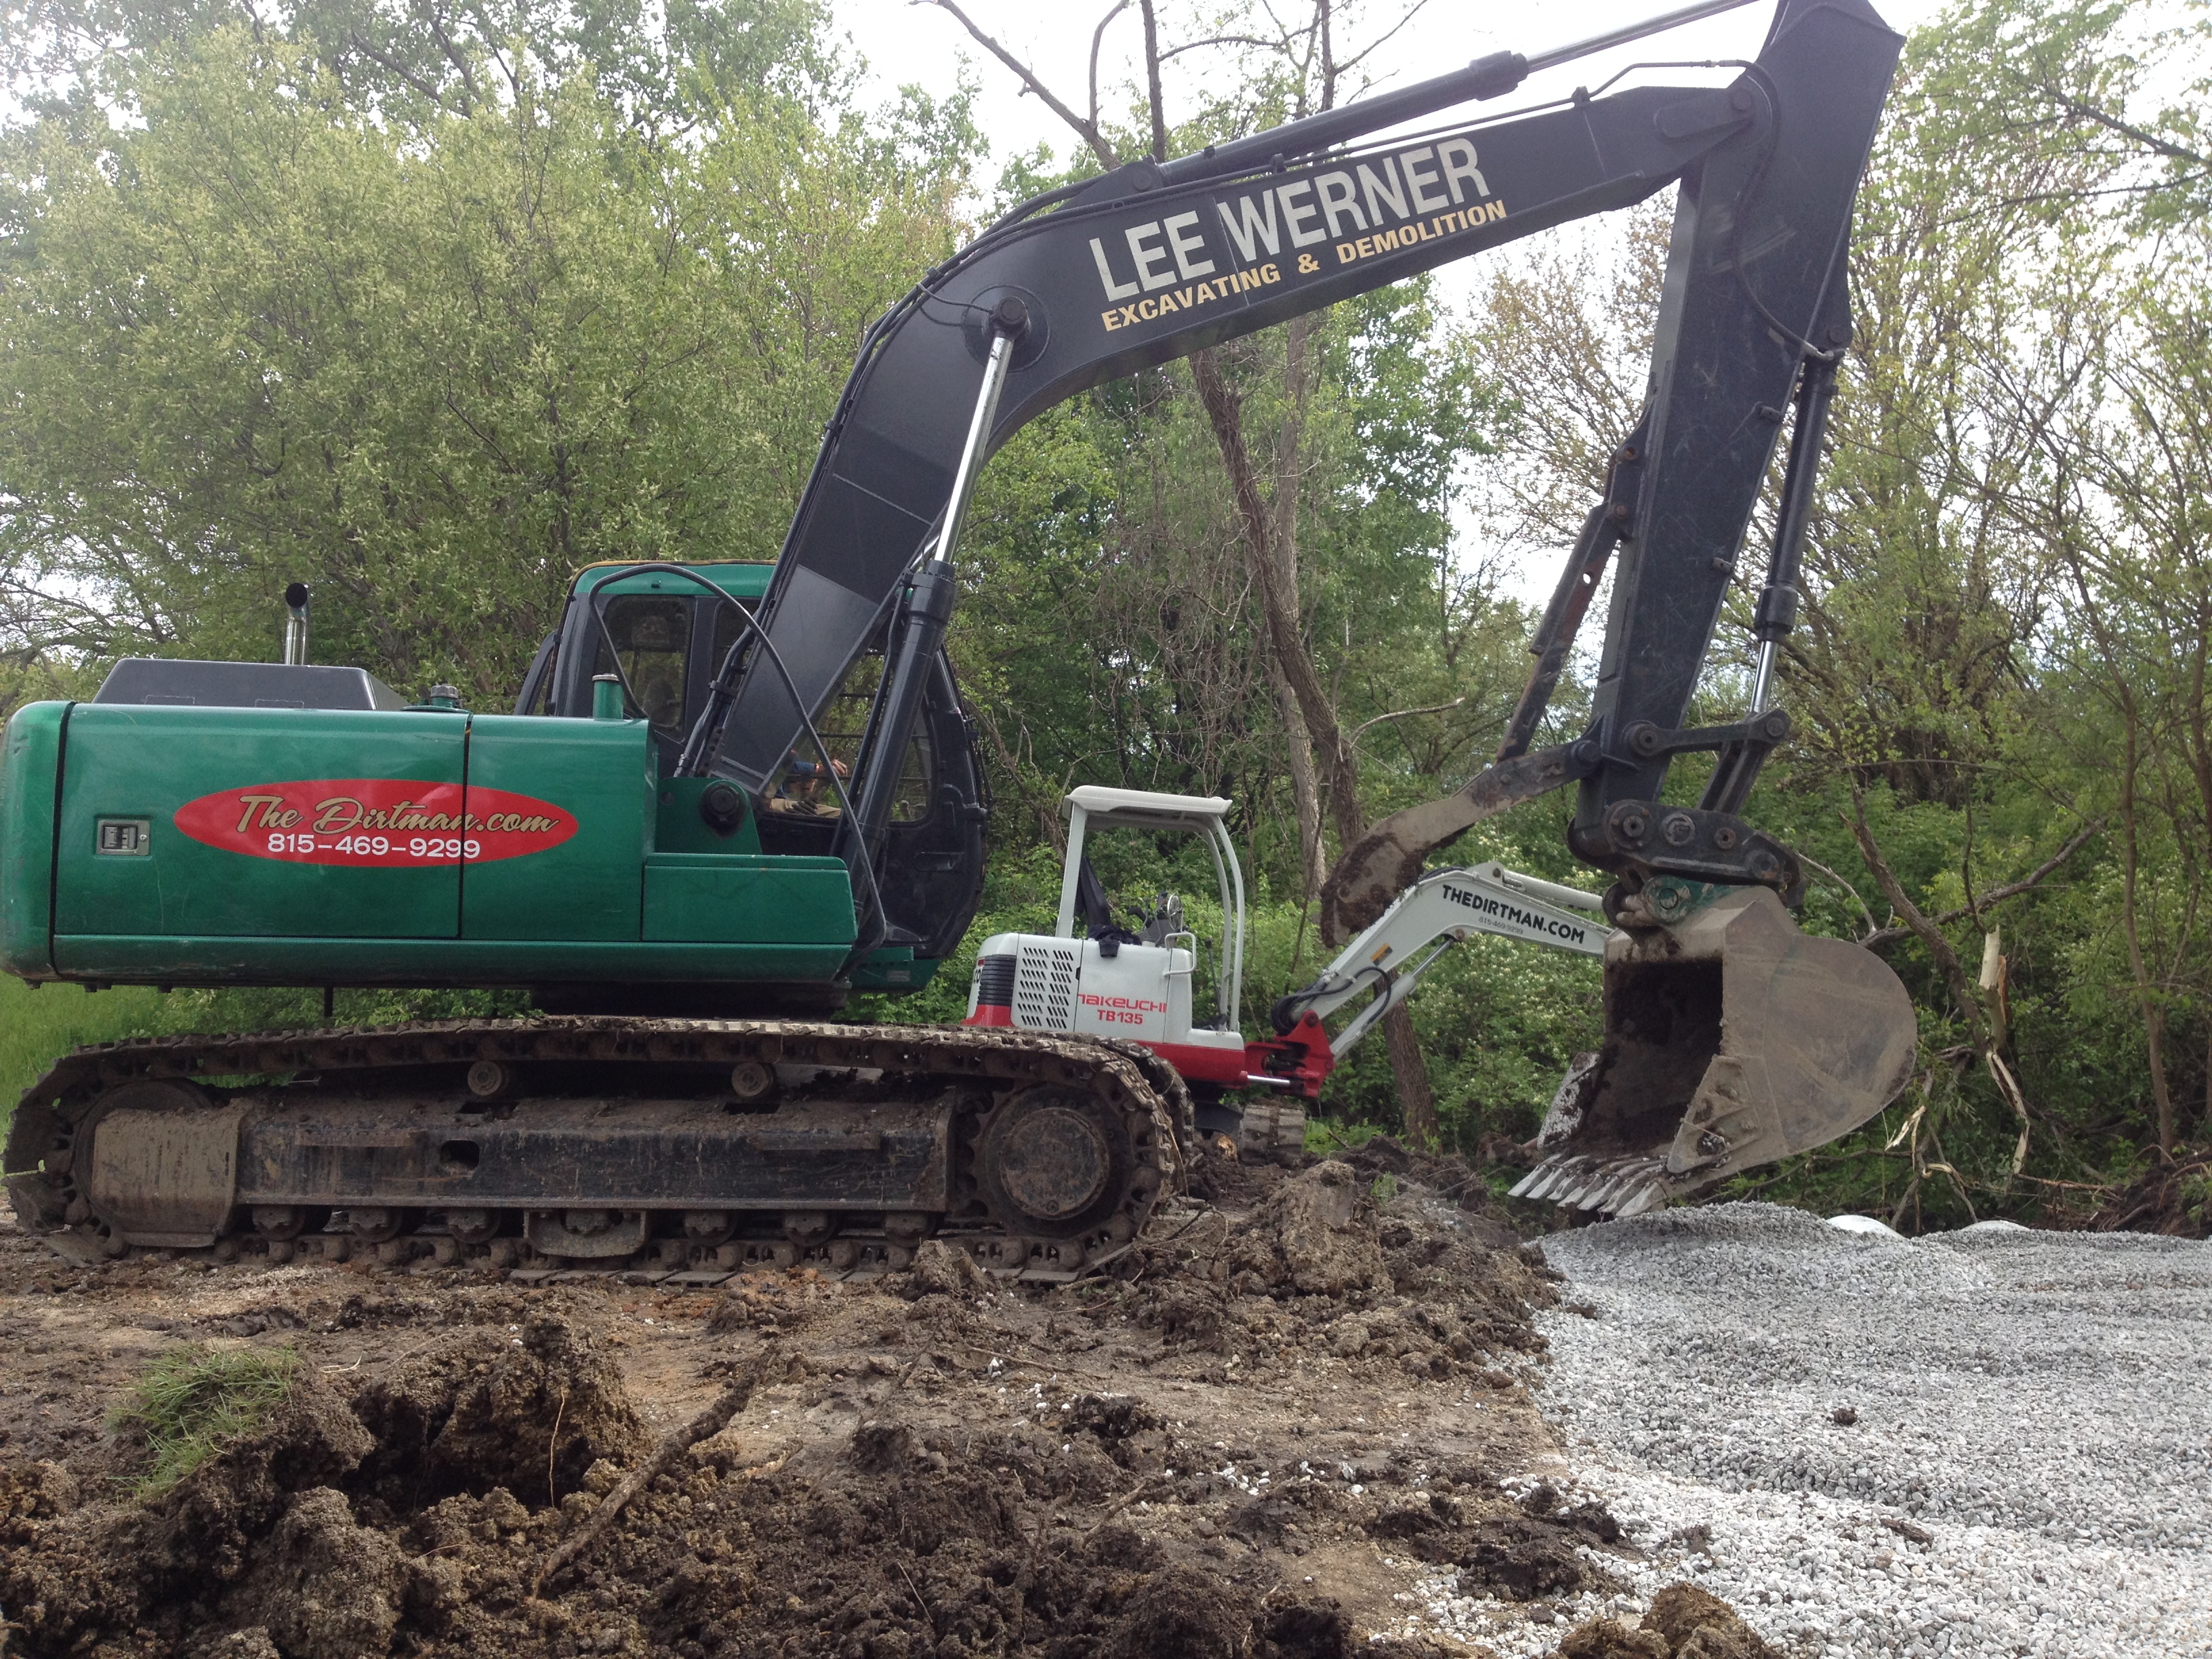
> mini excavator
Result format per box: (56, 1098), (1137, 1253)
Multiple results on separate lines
(0, 0), (1915, 1274)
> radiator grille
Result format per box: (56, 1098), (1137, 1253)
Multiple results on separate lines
(1012, 941), (1080, 1030)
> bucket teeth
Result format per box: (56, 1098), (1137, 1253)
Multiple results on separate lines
(1576, 1172), (1629, 1211)
(1610, 1179), (1668, 1218)
(1507, 1160), (1553, 1200)
(1519, 1156), (1572, 1201)
(1544, 1159), (1595, 1203)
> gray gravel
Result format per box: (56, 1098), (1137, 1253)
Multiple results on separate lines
(1462, 1202), (2212, 1658)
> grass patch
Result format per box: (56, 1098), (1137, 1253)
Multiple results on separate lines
(109, 1344), (301, 1499)
(1304, 1117), (1387, 1157)
(1, 977), (535, 1133)
(0, 977), (188, 1115)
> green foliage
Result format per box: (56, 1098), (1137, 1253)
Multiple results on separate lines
(0, 979), (193, 1113)
(0, 5), (976, 712)
(109, 1343), (300, 1498)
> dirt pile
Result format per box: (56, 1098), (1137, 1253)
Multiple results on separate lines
(1549, 1582), (1779, 1658)
(348, 1315), (647, 1508)
(0, 1153), (1621, 1659)
(1118, 1156), (1561, 1388)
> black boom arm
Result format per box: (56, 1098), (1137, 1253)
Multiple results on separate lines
(705, 0), (1902, 912)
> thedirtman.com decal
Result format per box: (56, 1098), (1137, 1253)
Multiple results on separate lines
(173, 780), (579, 867)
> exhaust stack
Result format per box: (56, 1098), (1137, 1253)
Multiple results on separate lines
(283, 583), (310, 665)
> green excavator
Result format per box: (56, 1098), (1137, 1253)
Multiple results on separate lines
(0, 0), (1916, 1276)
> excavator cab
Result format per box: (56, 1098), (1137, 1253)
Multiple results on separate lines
(517, 561), (990, 985)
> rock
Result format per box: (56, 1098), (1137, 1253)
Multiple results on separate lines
(1826, 1213), (1903, 1238)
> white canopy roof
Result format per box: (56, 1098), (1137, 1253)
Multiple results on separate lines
(1063, 785), (1232, 826)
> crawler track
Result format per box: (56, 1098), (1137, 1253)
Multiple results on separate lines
(5, 1018), (1195, 1284)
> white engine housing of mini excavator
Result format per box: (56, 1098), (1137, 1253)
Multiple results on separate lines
(964, 931), (1243, 1061)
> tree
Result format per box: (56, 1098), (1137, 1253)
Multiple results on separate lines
(0, 22), (979, 708)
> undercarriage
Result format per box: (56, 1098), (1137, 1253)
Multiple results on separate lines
(5, 1019), (1193, 1284)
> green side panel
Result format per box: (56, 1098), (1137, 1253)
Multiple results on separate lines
(1, 701), (68, 977)
(848, 948), (943, 993)
(641, 854), (855, 946)
(54, 705), (466, 940)
(50, 936), (853, 983)
(460, 714), (653, 941)
(654, 777), (762, 855)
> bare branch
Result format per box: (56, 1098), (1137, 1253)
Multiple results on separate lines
(916, 0), (1120, 168)
(1138, 0), (1167, 163)
(1155, 33), (1286, 64)
(2037, 83), (2211, 171)
(1860, 818), (2103, 950)
(1349, 696), (1465, 744)
(1088, 1), (1129, 138)
(1798, 852), (1879, 941)
(1332, 0), (1433, 79)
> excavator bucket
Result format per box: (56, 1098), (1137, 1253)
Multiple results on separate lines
(1511, 886), (1917, 1218)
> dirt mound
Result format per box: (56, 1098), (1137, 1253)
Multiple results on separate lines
(1549, 1582), (1778, 1659)
(0, 1375), (378, 1654)
(0, 1149), (1581, 1658)
(0, 1317), (642, 1657)
(1122, 1160), (1559, 1391)
(351, 1315), (645, 1509)
(1223, 1160), (1393, 1296)
(226, 1487), (415, 1659)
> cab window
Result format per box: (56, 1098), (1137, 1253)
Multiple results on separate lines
(592, 597), (691, 737)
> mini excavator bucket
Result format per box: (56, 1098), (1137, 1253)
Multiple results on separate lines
(1511, 886), (1917, 1218)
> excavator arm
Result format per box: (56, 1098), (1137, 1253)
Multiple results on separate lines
(701, 0), (1903, 861)
(1273, 865), (1608, 1059)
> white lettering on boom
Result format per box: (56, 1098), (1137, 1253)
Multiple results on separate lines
(1216, 192), (1282, 260)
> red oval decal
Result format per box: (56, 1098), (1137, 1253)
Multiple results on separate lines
(173, 779), (579, 867)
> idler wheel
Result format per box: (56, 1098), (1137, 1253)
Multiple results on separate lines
(974, 1086), (1132, 1238)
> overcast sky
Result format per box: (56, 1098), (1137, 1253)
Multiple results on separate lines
(834, 0), (1952, 183)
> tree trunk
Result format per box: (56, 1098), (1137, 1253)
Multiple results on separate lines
(1263, 644), (1326, 897)
(1187, 324), (1439, 1143)
(1381, 1004), (1440, 1147)
(2118, 711), (2177, 1154)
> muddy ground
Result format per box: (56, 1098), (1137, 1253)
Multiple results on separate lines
(0, 1149), (1776, 1659)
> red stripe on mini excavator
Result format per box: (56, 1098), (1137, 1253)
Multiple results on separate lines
(173, 779), (579, 867)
